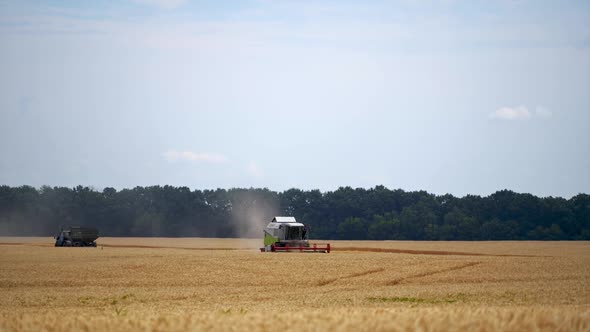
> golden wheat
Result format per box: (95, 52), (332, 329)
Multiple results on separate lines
(0, 238), (589, 331)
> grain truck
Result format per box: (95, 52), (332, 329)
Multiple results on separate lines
(54, 226), (99, 247)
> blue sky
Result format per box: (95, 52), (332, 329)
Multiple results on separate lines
(0, 0), (589, 197)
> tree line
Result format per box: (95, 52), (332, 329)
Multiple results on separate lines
(0, 185), (588, 240)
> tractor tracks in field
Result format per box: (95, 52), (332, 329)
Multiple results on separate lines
(317, 268), (386, 286)
(386, 261), (482, 286)
(316, 261), (482, 287)
(333, 247), (543, 257)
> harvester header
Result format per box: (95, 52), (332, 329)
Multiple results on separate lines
(261, 216), (330, 253)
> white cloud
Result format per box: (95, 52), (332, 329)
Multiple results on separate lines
(489, 106), (553, 120)
(246, 161), (264, 178)
(489, 106), (532, 120)
(130, 0), (187, 9)
(534, 106), (553, 118)
(163, 150), (227, 163)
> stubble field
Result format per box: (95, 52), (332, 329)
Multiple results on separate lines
(0, 238), (589, 331)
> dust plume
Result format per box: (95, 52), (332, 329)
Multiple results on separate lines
(0, 213), (53, 236)
(228, 189), (280, 246)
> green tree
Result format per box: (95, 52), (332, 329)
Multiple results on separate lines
(337, 217), (367, 240)
(368, 213), (401, 240)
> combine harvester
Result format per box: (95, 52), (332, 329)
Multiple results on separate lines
(261, 216), (330, 253)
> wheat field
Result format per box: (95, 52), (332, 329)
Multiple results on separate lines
(0, 238), (589, 331)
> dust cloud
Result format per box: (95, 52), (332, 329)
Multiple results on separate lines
(228, 191), (280, 246)
(0, 214), (50, 236)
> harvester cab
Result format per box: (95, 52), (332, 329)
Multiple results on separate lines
(261, 216), (330, 253)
